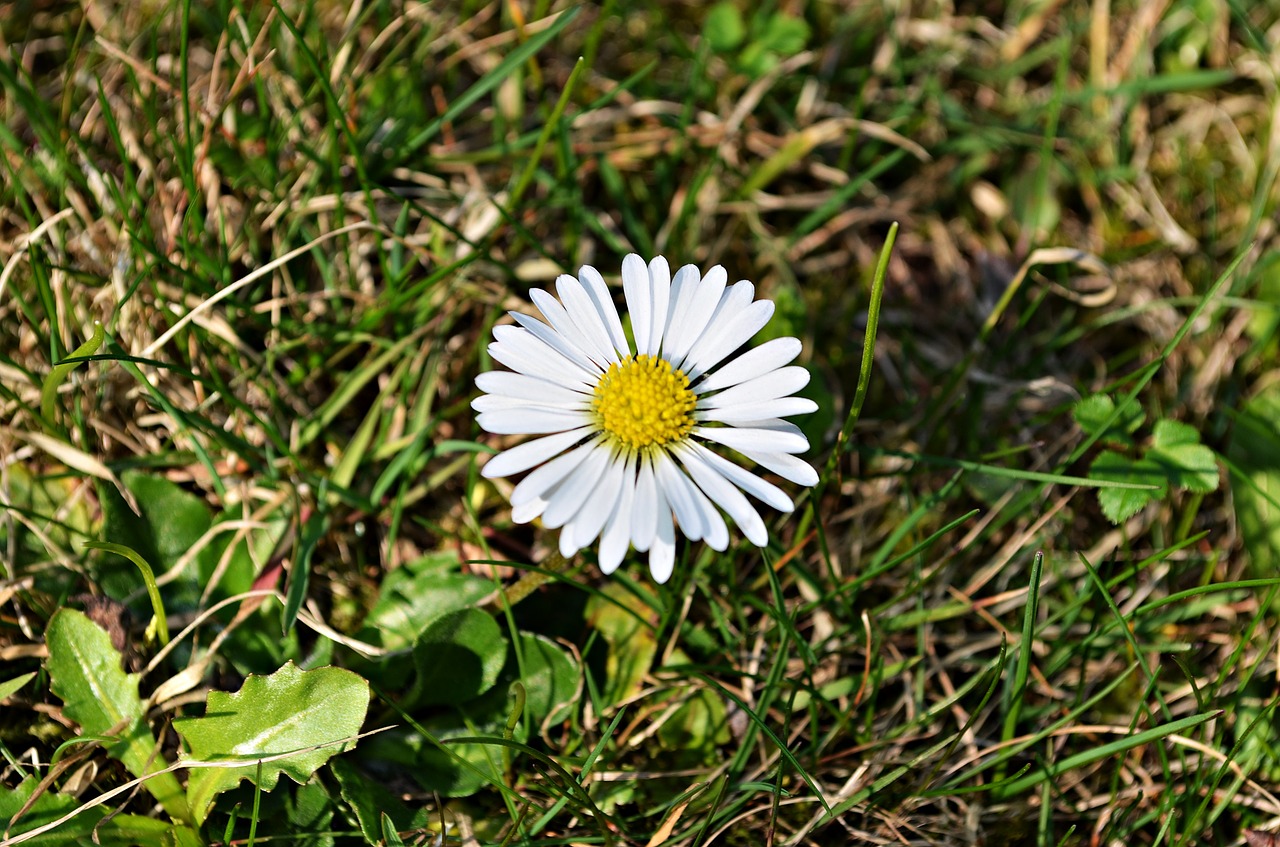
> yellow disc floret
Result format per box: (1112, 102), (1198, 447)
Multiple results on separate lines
(592, 354), (697, 451)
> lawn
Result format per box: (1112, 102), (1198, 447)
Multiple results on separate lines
(3, 1), (1280, 845)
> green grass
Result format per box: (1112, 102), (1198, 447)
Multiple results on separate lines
(3, 1), (1280, 845)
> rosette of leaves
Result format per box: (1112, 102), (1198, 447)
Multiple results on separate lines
(1075, 394), (1219, 524)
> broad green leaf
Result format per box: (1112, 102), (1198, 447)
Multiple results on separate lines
(331, 758), (433, 845)
(1074, 393), (1144, 446)
(1091, 451), (1163, 524)
(99, 470), (211, 604)
(411, 609), (507, 706)
(360, 554), (492, 651)
(45, 610), (189, 822)
(1149, 419), (1219, 494)
(585, 583), (658, 710)
(515, 633), (581, 728)
(759, 12), (809, 55)
(197, 513), (289, 601)
(1229, 386), (1280, 580)
(0, 776), (106, 845)
(174, 662), (370, 824)
(362, 725), (504, 798)
(657, 688), (731, 764)
(1, 464), (92, 575)
(704, 2), (745, 52)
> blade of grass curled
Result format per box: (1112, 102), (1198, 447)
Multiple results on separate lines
(41, 320), (105, 427)
(83, 541), (168, 646)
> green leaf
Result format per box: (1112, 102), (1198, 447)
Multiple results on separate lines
(758, 12), (809, 55)
(515, 633), (581, 728)
(1091, 451), (1164, 524)
(704, 2), (746, 52)
(0, 671), (36, 701)
(41, 320), (105, 426)
(1149, 418), (1220, 493)
(174, 662), (370, 824)
(585, 583), (658, 710)
(362, 725), (503, 798)
(1073, 393), (1144, 446)
(1229, 386), (1280, 580)
(45, 610), (190, 822)
(0, 776), (106, 844)
(411, 609), (507, 707)
(359, 555), (492, 651)
(99, 470), (211, 604)
(331, 758), (432, 845)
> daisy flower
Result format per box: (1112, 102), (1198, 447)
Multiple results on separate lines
(474, 254), (818, 583)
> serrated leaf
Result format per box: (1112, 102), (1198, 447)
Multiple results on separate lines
(411, 609), (506, 706)
(1090, 451), (1164, 524)
(1074, 393), (1144, 445)
(704, 2), (745, 52)
(174, 662), (370, 824)
(1149, 419), (1219, 493)
(45, 610), (189, 822)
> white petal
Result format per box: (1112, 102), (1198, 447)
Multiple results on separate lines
(733, 449), (820, 487)
(675, 444), (768, 546)
(511, 439), (603, 507)
(681, 300), (775, 380)
(698, 396), (818, 423)
(660, 264), (702, 363)
(476, 370), (592, 406)
(693, 425), (809, 455)
(476, 407), (593, 435)
(697, 367), (811, 410)
(561, 450), (626, 551)
(542, 445), (615, 529)
(649, 502), (676, 584)
(512, 497), (547, 523)
(679, 280), (755, 372)
(599, 457), (637, 573)
(623, 254), (652, 358)
(481, 427), (593, 479)
(647, 257), (671, 356)
(472, 394), (586, 413)
(557, 273), (619, 365)
(631, 458), (659, 552)
(667, 265), (726, 367)
(521, 295), (603, 371)
(689, 442), (793, 512)
(490, 326), (597, 388)
(695, 337), (803, 393)
(579, 264), (630, 356)
(653, 451), (705, 542)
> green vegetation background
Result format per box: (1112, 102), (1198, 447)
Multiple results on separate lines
(3, 1), (1280, 845)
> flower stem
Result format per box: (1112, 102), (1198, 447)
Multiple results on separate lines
(496, 550), (571, 608)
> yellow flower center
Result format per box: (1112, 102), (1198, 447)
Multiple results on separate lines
(592, 354), (697, 451)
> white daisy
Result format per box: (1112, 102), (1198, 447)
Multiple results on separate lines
(474, 254), (818, 584)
